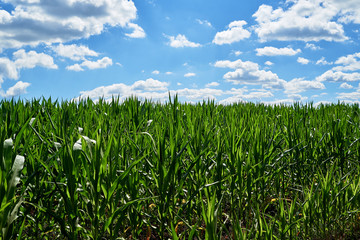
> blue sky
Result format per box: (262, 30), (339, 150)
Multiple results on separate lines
(0, 0), (360, 104)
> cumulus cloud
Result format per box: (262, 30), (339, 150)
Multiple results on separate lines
(1, 81), (31, 97)
(171, 88), (223, 100)
(332, 0), (360, 24)
(255, 46), (301, 56)
(316, 70), (360, 82)
(166, 34), (201, 48)
(13, 49), (58, 69)
(66, 64), (83, 72)
(67, 57), (113, 71)
(242, 90), (274, 99)
(215, 58), (325, 94)
(196, 19), (212, 27)
(78, 79), (227, 102)
(253, 1), (348, 42)
(218, 88), (274, 104)
(337, 90), (360, 100)
(284, 78), (325, 94)
(214, 59), (286, 89)
(0, 0), (142, 49)
(233, 51), (242, 56)
(0, 57), (18, 82)
(79, 78), (169, 99)
(332, 52), (360, 71)
(52, 43), (99, 61)
(77, 78), (276, 103)
(305, 43), (321, 50)
(316, 57), (333, 65)
(340, 82), (353, 89)
(297, 57), (310, 64)
(125, 23), (146, 38)
(0, 49), (56, 87)
(218, 96), (245, 105)
(205, 82), (220, 87)
(132, 78), (169, 91)
(287, 94), (308, 101)
(152, 70), (160, 75)
(265, 61), (273, 66)
(184, 72), (196, 77)
(213, 20), (251, 45)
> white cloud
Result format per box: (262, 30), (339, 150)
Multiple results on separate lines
(314, 100), (332, 107)
(78, 80), (226, 102)
(316, 70), (360, 82)
(287, 94), (308, 101)
(165, 71), (173, 75)
(166, 34), (201, 48)
(125, 23), (146, 38)
(213, 20), (251, 45)
(77, 77), (323, 104)
(305, 43), (321, 50)
(297, 57), (310, 64)
(132, 78), (169, 91)
(1, 81), (30, 97)
(78, 80), (272, 103)
(79, 78), (169, 100)
(0, 49), (56, 87)
(152, 70), (160, 75)
(265, 61), (273, 66)
(256, 46), (301, 56)
(81, 57), (113, 70)
(13, 49), (58, 69)
(196, 19), (212, 27)
(340, 82), (353, 89)
(205, 82), (220, 87)
(66, 64), (83, 72)
(316, 57), (333, 65)
(233, 51), (242, 56)
(242, 90), (274, 99)
(0, 0), (142, 49)
(253, 1), (348, 42)
(218, 88), (272, 104)
(218, 96), (246, 105)
(67, 57), (112, 71)
(0, 58), (18, 82)
(284, 78), (325, 94)
(52, 44), (99, 61)
(262, 99), (298, 105)
(171, 88), (223, 100)
(184, 72), (196, 77)
(331, 0), (360, 24)
(214, 59), (286, 89)
(214, 59), (259, 70)
(332, 52), (360, 71)
(337, 90), (360, 100)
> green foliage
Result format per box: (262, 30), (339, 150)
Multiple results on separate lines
(0, 97), (360, 239)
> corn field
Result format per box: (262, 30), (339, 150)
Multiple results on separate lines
(1, 96), (360, 239)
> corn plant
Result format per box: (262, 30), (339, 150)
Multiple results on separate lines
(0, 97), (360, 239)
